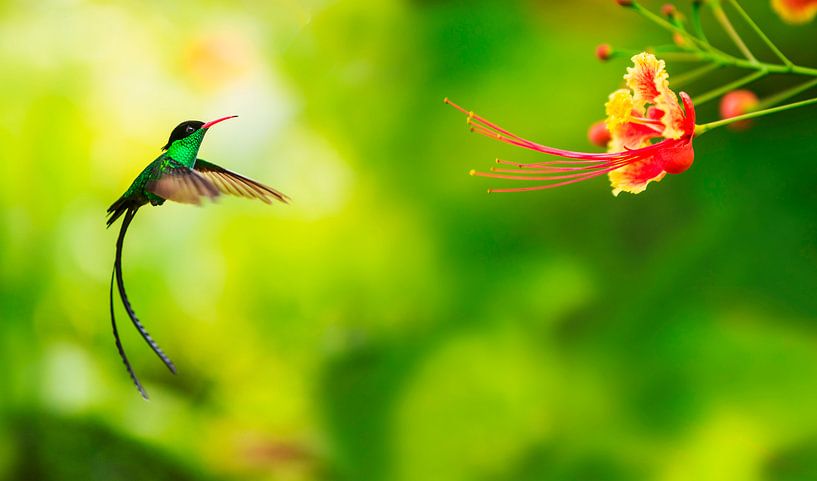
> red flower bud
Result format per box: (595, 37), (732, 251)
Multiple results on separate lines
(587, 121), (611, 147)
(772, 0), (817, 24)
(719, 90), (759, 131)
(596, 44), (613, 62)
(617, 0), (634, 7)
(662, 3), (677, 16)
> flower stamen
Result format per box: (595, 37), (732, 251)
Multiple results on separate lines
(472, 164), (625, 182)
(487, 168), (621, 193)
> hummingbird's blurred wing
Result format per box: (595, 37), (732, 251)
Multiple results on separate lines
(195, 159), (290, 204)
(147, 165), (220, 205)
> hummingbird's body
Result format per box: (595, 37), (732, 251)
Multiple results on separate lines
(107, 116), (288, 399)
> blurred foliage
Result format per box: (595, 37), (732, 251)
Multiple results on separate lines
(1, 0), (817, 480)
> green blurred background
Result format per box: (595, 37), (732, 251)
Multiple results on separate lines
(2, 0), (817, 480)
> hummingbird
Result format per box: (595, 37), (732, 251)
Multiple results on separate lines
(106, 115), (289, 399)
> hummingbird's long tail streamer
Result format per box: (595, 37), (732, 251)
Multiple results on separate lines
(114, 207), (177, 374)
(110, 268), (148, 399)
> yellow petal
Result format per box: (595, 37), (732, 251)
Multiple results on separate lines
(625, 52), (669, 107)
(609, 159), (666, 196)
(605, 89), (635, 133)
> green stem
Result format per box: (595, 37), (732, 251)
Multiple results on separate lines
(631, 1), (723, 55)
(693, 69), (766, 105)
(755, 77), (817, 110)
(695, 96), (817, 135)
(728, 0), (793, 67)
(653, 51), (709, 62)
(672, 63), (721, 87)
(626, 2), (817, 77)
(652, 44), (699, 53)
(712, 3), (757, 63)
(691, 1), (709, 44)
(667, 11), (695, 51)
(610, 48), (705, 62)
(727, 57), (817, 76)
(664, 49), (817, 76)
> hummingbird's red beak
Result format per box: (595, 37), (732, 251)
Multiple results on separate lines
(202, 115), (238, 129)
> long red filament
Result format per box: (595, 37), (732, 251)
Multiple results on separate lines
(448, 98), (648, 161)
(445, 98), (675, 193)
(488, 169), (616, 193)
(472, 163), (625, 182)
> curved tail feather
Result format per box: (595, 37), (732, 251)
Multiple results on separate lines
(107, 196), (130, 228)
(111, 269), (148, 399)
(113, 207), (177, 375)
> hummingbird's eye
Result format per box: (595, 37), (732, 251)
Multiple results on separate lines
(185, 125), (196, 134)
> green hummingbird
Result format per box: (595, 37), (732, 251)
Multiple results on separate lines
(107, 115), (289, 399)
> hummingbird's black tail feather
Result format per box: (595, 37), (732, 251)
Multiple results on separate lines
(114, 207), (178, 375)
(106, 196), (132, 228)
(111, 269), (149, 399)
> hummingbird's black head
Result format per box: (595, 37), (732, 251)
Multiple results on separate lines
(162, 120), (204, 151)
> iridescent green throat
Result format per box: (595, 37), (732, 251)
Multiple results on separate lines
(166, 128), (206, 168)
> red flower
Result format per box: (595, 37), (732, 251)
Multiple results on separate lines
(448, 53), (696, 195)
